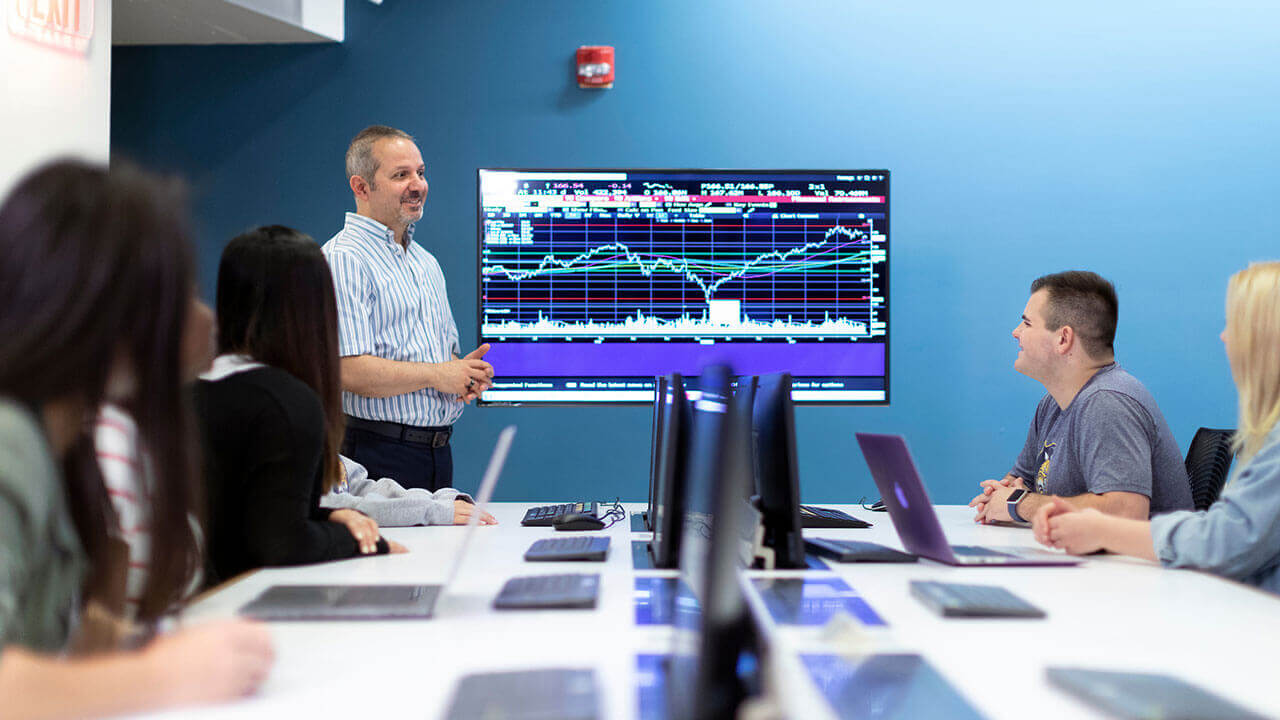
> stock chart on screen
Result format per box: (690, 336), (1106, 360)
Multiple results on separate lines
(476, 169), (889, 404)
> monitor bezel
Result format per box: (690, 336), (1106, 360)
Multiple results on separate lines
(644, 375), (668, 531)
(474, 168), (891, 408)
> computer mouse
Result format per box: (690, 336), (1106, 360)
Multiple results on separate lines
(869, 499), (887, 512)
(552, 512), (606, 531)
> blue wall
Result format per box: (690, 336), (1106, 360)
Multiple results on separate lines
(112, 0), (1280, 504)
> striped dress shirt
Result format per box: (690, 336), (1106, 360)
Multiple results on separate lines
(322, 212), (463, 427)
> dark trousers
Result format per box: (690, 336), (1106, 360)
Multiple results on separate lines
(341, 426), (454, 492)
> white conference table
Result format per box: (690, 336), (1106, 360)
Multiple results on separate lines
(138, 503), (1280, 720)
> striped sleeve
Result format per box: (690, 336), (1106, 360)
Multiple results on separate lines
(437, 262), (461, 357)
(326, 249), (376, 358)
(95, 406), (151, 617)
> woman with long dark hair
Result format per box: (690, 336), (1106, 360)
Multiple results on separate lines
(0, 160), (272, 717)
(196, 225), (406, 586)
(94, 297), (216, 626)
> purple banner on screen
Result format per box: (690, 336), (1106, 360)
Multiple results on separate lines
(483, 341), (885, 377)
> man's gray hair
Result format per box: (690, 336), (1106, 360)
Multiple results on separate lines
(345, 125), (415, 186)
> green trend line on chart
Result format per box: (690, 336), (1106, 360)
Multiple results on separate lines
(484, 225), (869, 303)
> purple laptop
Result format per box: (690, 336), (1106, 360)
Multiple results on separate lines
(855, 433), (1081, 567)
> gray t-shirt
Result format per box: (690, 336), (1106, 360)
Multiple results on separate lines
(1011, 363), (1192, 515)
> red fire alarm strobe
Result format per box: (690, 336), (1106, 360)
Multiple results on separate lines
(576, 45), (614, 89)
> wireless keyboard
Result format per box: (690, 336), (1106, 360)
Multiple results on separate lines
(798, 504), (872, 529)
(522, 501), (598, 527)
(804, 538), (916, 563)
(524, 536), (610, 562)
(909, 580), (1046, 618)
(493, 573), (600, 610)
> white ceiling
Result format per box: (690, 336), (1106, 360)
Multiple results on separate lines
(113, 0), (343, 45)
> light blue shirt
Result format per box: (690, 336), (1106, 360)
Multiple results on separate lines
(1151, 425), (1280, 595)
(322, 212), (462, 427)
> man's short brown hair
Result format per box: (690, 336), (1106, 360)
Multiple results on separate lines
(1030, 270), (1119, 359)
(345, 125), (415, 186)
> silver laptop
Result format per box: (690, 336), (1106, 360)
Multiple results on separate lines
(240, 426), (516, 620)
(856, 432), (1081, 567)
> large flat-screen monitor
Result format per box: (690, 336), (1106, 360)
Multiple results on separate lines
(476, 169), (890, 405)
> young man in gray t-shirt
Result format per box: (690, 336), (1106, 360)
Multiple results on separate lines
(971, 271), (1192, 524)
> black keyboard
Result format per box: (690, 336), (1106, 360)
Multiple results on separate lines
(909, 580), (1046, 618)
(804, 538), (916, 563)
(524, 536), (610, 562)
(522, 501), (599, 527)
(799, 505), (872, 529)
(493, 573), (600, 610)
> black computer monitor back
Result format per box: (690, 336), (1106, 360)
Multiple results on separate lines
(648, 374), (689, 569)
(734, 375), (758, 500)
(752, 372), (806, 568)
(644, 375), (669, 530)
(667, 364), (759, 720)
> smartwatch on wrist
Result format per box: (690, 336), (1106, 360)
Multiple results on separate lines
(1007, 488), (1030, 524)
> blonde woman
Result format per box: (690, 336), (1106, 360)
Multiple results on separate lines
(1033, 262), (1280, 595)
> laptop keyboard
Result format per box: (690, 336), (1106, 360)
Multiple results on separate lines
(524, 536), (610, 562)
(910, 580), (1046, 618)
(239, 584), (441, 621)
(340, 585), (428, 603)
(493, 573), (600, 610)
(951, 545), (1014, 558)
(522, 501), (599, 527)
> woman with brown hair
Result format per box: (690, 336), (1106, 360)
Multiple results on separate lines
(195, 225), (406, 586)
(0, 160), (272, 717)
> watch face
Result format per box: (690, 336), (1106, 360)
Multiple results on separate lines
(1007, 489), (1028, 523)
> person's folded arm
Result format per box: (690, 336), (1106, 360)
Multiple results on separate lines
(1017, 489), (1149, 521)
(339, 352), (492, 400)
(321, 482), (431, 527)
(320, 474), (468, 527)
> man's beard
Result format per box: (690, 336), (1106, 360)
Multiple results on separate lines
(398, 204), (424, 227)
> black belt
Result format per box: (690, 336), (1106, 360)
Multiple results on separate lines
(345, 415), (452, 448)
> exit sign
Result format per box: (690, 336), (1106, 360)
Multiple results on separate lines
(9, 0), (94, 53)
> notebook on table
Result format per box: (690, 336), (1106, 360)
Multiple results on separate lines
(445, 668), (601, 720)
(1046, 667), (1269, 720)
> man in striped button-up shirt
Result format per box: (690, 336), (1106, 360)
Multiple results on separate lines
(322, 126), (494, 491)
